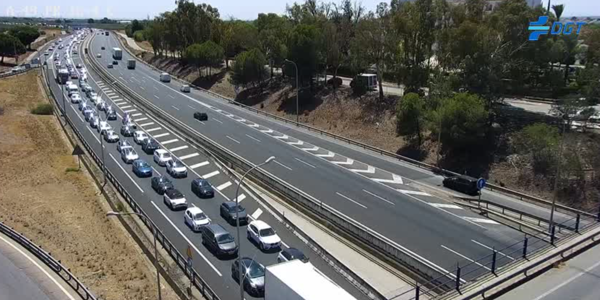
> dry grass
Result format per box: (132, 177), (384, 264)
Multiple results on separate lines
(0, 72), (178, 300)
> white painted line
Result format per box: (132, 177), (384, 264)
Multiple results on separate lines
(350, 165), (375, 174)
(140, 122), (155, 127)
(531, 259), (600, 300)
(169, 145), (189, 153)
(179, 153), (200, 160)
(226, 136), (240, 144)
(213, 118), (223, 124)
(245, 134), (261, 142)
(273, 134), (289, 140)
(462, 217), (499, 225)
(235, 194), (246, 203)
(152, 167), (161, 175)
(188, 105), (195, 110)
(203, 170), (220, 179)
(331, 158), (354, 165)
(294, 158), (316, 169)
(441, 245), (491, 271)
(171, 105), (179, 110)
(0, 235), (77, 300)
(429, 203), (464, 210)
(363, 190), (395, 205)
(153, 133), (170, 138)
(146, 127), (162, 133)
(251, 208), (263, 220)
(161, 139), (179, 145)
(287, 140), (304, 146)
(124, 109), (137, 113)
(109, 154), (144, 193)
(168, 95), (175, 99)
(131, 113), (142, 117)
(134, 117), (148, 122)
(152, 95), (159, 99)
(190, 161), (209, 169)
(471, 240), (515, 260)
(373, 174), (404, 185)
(273, 160), (292, 171)
(302, 146), (319, 152)
(249, 123), (259, 128)
(336, 192), (367, 209)
(315, 151), (334, 158)
(154, 86), (159, 91)
(86, 127), (101, 144)
(150, 201), (222, 277)
(216, 182), (232, 191)
(398, 190), (431, 197)
(196, 120), (205, 125)
(120, 105), (132, 109)
(140, 86), (145, 90)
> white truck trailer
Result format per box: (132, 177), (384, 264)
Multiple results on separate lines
(264, 260), (357, 300)
(112, 47), (122, 60)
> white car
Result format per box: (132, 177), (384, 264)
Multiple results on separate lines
(184, 207), (210, 232)
(163, 189), (187, 210)
(166, 159), (187, 178)
(70, 93), (82, 103)
(153, 149), (172, 166)
(97, 53), (102, 58)
(121, 148), (139, 164)
(247, 220), (281, 251)
(133, 131), (149, 145)
(104, 130), (119, 143)
(90, 116), (100, 128)
(98, 121), (111, 134)
(117, 140), (132, 152)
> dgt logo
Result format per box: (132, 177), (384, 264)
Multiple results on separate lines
(528, 16), (585, 41)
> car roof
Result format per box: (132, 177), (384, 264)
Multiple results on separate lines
(250, 220), (270, 230)
(206, 224), (228, 235)
(155, 149), (168, 154)
(135, 131), (145, 135)
(166, 189), (182, 197)
(283, 247), (304, 257)
(186, 206), (203, 215)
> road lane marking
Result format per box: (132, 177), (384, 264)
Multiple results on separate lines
(235, 194), (246, 203)
(331, 158), (354, 165)
(349, 165), (375, 174)
(153, 86), (159, 91)
(398, 190), (431, 197)
(188, 105), (195, 110)
(471, 240), (515, 261)
(216, 182), (232, 191)
(203, 170), (220, 179)
(153, 95), (159, 99)
(169, 145), (188, 152)
(123, 109), (137, 113)
(109, 153), (144, 193)
(462, 217), (499, 225)
(245, 134), (261, 142)
(140, 122), (155, 127)
(315, 151), (334, 158)
(134, 117), (148, 122)
(531, 259), (600, 300)
(190, 161), (209, 169)
(86, 127), (101, 144)
(336, 192), (367, 209)
(153, 133), (170, 138)
(168, 95), (175, 99)
(179, 153), (199, 160)
(302, 146), (319, 152)
(441, 245), (491, 271)
(152, 166), (161, 175)
(372, 174), (404, 185)
(294, 158), (316, 168)
(363, 190), (395, 205)
(429, 203), (463, 210)
(226, 136), (240, 144)
(150, 201), (222, 276)
(251, 208), (263, 220)
(146, 127), (162, 133)
(120, 105), (132, 109)
(161, 139), (178, 145)
(273, 160), (292, 171)
(213, 118), (223, 124)
(273, 134), (288, 140)
(171, 105), (179, 110)
(131, 113), (142, 117)
(287, 140), (304, 146)
(140, 86), (145, 90)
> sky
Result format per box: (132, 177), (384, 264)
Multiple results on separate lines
(1, 0), (599, 21)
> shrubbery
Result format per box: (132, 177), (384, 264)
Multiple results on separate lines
(30, 103), (53, 115)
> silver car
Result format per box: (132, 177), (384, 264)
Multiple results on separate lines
(166, 159), (187, 178)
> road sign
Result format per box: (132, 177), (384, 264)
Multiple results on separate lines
(71, 145), (85, 156)
(477, 178), (486, 190)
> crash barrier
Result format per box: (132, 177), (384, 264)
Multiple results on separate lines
(0, 65), (39, 79)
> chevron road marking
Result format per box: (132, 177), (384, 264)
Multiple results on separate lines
(302, 146), (319, 152)
(398, 190), (431, 197)
(190, 161), (209, 169)
(429, 203), (463, 210)
(372, 174), (404, 185)
(216, 182), (232, 191)
(331, 157), (354, 165)
(315, 151), (335, 158)
(349, 165), (375, 174)
(260, 129), (274, 133)
(287, 140), (304, 146)
(273, 134), (289, 140)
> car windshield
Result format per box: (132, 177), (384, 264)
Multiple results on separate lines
(217, 233), (234, 244)
(139, 162), (149, 168)
(246, 262), (265, 279)
(228, 204), (244, 213)
(259, 228), (275, 237)
(159, 177), (171, 184)
(200, 181), (210, 187)
(172, 160), (182, 167)
(193, 213), (207, 221)
(170, 190), (183, 198)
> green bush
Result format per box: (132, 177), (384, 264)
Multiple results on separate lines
(133, 30), (145, 42)
(30, 103), (54, 115)
(513, 123), (560, 175)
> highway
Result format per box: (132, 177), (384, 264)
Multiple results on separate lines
(87, 32), (548, 279)
(41, 32), (369, 300)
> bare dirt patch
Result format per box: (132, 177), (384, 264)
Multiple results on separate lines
(0, 72), (178, 300)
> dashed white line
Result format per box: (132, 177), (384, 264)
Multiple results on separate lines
(245, 134), (261, 142)
(153, 133), (170, 138)
(336, 192), (367, 209)
(226, 136), (240, 144)
(273, 160), (292, 171)
(169, 145), (189, 153)
(441, 245), (491, 271)
(462, 217), (499, 225)
(203, 170), (220, 179)
(109, 153), (144, 193)
(179, 153), (199, 160)
(429, 203), (463, 210)
(153, 95), (159, 99)
(171, 105), (179, 110)
(294, 158), (316, 168)
(363, 190), (395, 205)
(216, 182), (232, 191)
(86, 127), (101, 144)
(190, 161), (209, 169)
(140, 86), (145, 90)
(188, 105), (195, 110)
(161, 139), (179, 145)
(213, 118), (223, 124)
(398, 190), (431, 197)
(471, 240), (515, 260)
(168, 95), (175, 99)
(146, 127), (162, 133)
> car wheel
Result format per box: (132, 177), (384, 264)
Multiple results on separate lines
(259, 242), (264, 251)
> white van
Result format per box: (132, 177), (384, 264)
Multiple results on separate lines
(160, 72), (171, 83)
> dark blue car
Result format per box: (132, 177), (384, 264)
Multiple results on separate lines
(191, 178), (214, 198)
(132, 160), (153, 177)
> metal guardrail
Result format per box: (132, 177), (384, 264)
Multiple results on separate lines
(113, 33), (593, 222)
(89, 35), (450, 288)
(0, 222), (98, 300)
(0, 66), (39, 79)
(42, 62), (220, 300)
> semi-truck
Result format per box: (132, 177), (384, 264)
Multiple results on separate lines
(264, 260), (357, 300)
(56, 68), (70, 84)
(127, 59), (136, 69)
(112, 47), (122, 60)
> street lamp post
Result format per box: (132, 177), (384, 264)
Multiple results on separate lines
(107, 211), (162, 300)
(285, 59), (299, 124)
(235, 156), (275, 300)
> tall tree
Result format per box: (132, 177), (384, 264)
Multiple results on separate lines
(396, 92), (426, 147)
(8, 26), (40, 50)
(552, 4), (564, 21)
(230, 48), (269, 89)
(287, 24), (322, 87)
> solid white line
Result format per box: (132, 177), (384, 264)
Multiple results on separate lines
(86, 127), (101, 144)
(251, 208), (263, 220)
(123, 109), (137, 113)
(273, 160), (292, 171)
(294, 157), (316, 168)
(146, 127), (162, 133)
(179, 153), (199, 160)
(363, 189), (395, 205)
(398, 190), (431, 197)
(161, 139), (179, 145)
(336, 192), (367, 209)
(109, 153), (144, 193)
(131, 113), (142, 117)
(134, 117), (148, 122)
(169, 145), (189, 152)
(190, 161), (209, 169)
(235, 194), (246, 202)
(0, 235), (77, 300)
(152, 166), (161, 175)
(203, 170), (220, 179)
(171, 105), (179, 110)
(532, 259), (600, 300)
(153, 133), (170, 138)
(213, 118), (223, 124)
(429, 203), (464, 210)
(216, 182), (232, 191)
(471, 240), (515, 260)
(245, 134), (261, 142)
(441, 245), (491, 271)
(150, 201), (222, 277)
(140, 122), (155, 127)
(462, 217), (499, 225)
(226, 136), (240, 144)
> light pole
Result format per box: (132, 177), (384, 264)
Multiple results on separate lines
(235, 156), (275, 300)
(285, 59), (299, 124)
(107, 211), (162, 300)
(549, 115), (567, 234)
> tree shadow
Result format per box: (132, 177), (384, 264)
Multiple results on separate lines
(191, 69), (227, 90)
(276, 88), (324, 115)
(396, 144), (428, 161)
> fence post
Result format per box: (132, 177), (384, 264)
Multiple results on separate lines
(523, 236), (528, 259)
(491, 249), (497, 275)
(551, 225), (556, 245)
(455, 263), (461, 292)
(575, 214), (580, 233)
(415, 285), (420, 300)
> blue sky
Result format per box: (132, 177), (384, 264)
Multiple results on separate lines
(1, 0), (598, 20)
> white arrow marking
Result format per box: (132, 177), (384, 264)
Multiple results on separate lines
(315, 151), (335, 158)
(350, 165), (375, 174)
(302, 146), (319, 152)
(373, 174), (404, 185)
(287, 140), (304, 146)
(331, 158), (354, 165)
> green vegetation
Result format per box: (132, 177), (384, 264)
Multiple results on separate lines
(230, 48), (269, 88)
(396, 93), (426, 147)
(0, 34), (26, 63)
(184, 41), (224, 76)
(8, 25), (40, 50)
(30, 103), (54, 115)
